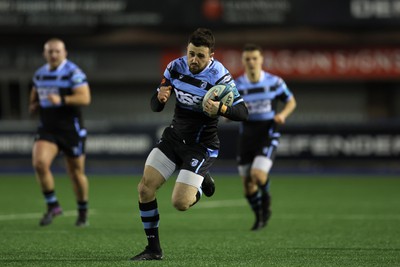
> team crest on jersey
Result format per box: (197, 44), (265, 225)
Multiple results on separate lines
(200, 81), (208, 88)
(72, 71), (85, 84)
(72, 76), (83, 83)
(209, 68), (219, 75)
(191, 158), (199, 167)
(179, 74), (184, 79)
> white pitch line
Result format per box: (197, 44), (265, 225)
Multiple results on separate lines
(276, 213), (400, 220)
(195, 199), (400, 220)
(196, 199), (247, 208)
(0, 210), (96, 221)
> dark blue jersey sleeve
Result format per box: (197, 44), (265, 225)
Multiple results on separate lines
(219, 101), (248, 121)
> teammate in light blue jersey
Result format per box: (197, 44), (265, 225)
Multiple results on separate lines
(235, 44), (296, 231)
(29, 38), (91, 227)
(131, 28), (248, 261)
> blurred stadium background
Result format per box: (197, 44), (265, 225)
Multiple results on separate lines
(1, 0), (400, 174)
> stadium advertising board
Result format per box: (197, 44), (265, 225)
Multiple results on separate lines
(162, 47), (400, 80)
(218, 124), (400, 160)
(0, 130), (155, 159)
(2, 45), (400, 81)
(3, 46), (400, 82)
(1, 0), (400, 33)
(1, 124), (400, 160)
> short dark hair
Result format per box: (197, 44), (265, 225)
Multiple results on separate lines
(243, 43), (262, 53)
(188, 28), (215, 53)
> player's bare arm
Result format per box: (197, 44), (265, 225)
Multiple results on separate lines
(29, 87), (39, 114)
(48, 85), (91, 106)
(157, 86), (172, 103)
(274, 96), (297, 124)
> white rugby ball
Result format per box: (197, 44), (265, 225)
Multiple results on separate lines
(202, 84), (234, 117)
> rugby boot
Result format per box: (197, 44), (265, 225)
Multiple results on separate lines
(130, 246), (163, 261)
(39, 206), (62, 226)
(201, 172), (215, 197)
(251, 193), (272, 231)
(75, 210), (89, 227)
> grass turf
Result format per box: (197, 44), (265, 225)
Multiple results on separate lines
(0, 174), (399, 266)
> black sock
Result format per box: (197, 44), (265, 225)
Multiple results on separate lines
(259, 180), (271, 213)
(77, 201), (88, 216)
(43, 190), (59, 209)
(260, 179), (270, 194)
(246, 191), (261, 217)
(139, 199), (161, 252)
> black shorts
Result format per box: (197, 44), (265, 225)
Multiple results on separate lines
(34, 127), (87, 157)
(237, 133), (279, 165)
(156, 126), (217, 176)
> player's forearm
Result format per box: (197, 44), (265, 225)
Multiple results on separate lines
(29, 88), (38, 104)
(29, 88), (39, 114)
(280, 97), (296, 118)
(150, 92), (165, 112)
(64, 86), (91, 106)
(219, 101), (248, 121)
(63, 94), (90, 106)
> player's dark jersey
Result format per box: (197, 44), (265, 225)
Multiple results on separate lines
(235, 70), (293, 138)
(161, 56), (243, 148)
(32, 60), (88, 132)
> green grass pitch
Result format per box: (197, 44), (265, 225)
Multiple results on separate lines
(0, 173), (399, 266)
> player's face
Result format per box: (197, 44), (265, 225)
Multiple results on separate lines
(43, 41), (67, 69)
(242, 50), (263, 74)
(187, 43), (214, 74)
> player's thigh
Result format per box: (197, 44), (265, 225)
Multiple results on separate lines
(137, 165), (167, 202)
(64, 155), (86, 176)
(32, 139), (59, 167)
(238, 153), (256, 183)
(250, 155), (272, 182)
(145, 147), (176, 181)
(141, 165), (167, 191)
(172, 180), (198, 206)
(172, 169), (203, 202)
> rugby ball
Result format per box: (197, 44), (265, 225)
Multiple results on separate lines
(202, 84), (234, 117)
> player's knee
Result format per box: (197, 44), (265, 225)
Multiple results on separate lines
(137, 178), (155, 200)
(172, 197), (190, 211)
(32, 159), (50, 174)
(137, 179), (148, 197)
(70, 173), (86, 184)
(250, 169), (266, 182)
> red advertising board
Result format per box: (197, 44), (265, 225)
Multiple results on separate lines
(162, 47), (400, 80)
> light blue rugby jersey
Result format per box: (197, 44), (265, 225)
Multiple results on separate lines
(32, 60), (88, 131)
(163, 56), (243, 113)
(235, 70), (292, 121)
(33, 60), (88, 108)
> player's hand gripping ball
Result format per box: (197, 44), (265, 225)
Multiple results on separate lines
(202, 84), (234, 118)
